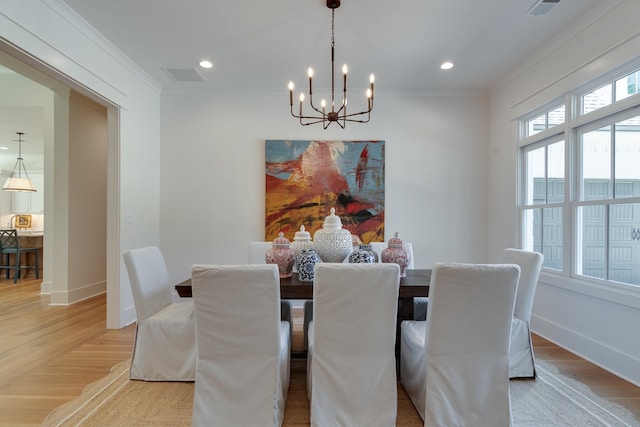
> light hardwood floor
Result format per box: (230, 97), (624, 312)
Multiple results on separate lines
(0, 277), (639, 425)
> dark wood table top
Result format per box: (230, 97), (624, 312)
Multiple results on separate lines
(175, 268), (431, 299)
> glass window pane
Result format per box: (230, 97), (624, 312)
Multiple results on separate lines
(542, 207), (563, 270)
(582, 126), (611, 200)
(522, 208), (540, 253)
(526, 147), (546, 204)
(527, 114), (546, 136)
(614, 115), (640, 198)
(547, 140), (565, 203)
(577, 205), (606, 280)
(609, 203), (640, 285)
(523, 207), (562, 271)
(583, 84), (612, 114)
(615, 71), (640, 102)
(548, 105), (565, 128)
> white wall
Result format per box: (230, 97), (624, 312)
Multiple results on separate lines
(160, 91), (491, 282)
(489, 0), (640, 385)
(0, 0), (162, 327)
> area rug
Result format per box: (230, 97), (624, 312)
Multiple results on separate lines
(43, 357), (638, 426)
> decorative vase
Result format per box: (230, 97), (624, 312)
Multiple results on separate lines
(381, 232), (410, 277)
(313, 207), (353, 263)
(265, 231), (295, 278)
(290, 225), (314, 273)
(296, 249), (322, 282)
(361, 244), (379, 262)
(348, 244), (377, 264)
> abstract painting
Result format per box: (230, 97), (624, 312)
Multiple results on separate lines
(265, 139), (385, 242)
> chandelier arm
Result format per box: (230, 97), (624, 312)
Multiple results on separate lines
(307, 78), (323, 115)
(344, 115), (371, 124)
(308, 96), (325, 116)
(299, 117), (332, 126)
(341, 107), (373, 119)
(294, 103), (372, 122)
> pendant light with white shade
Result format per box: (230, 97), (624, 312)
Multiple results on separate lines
(2, 132), (37, 192)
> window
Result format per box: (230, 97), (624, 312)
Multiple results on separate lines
(582, 70), (640, 115)
(520, 64), (640, 287)
(575, 113), (640, 284)
(522, 139), (564, 270)
(526, 105), (565, 137)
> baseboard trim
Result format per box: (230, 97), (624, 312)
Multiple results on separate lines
(40, 281), (53, 294)
(49, 280), (106, 305)
(532, 313), (640, 387)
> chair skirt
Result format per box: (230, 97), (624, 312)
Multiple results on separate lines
(510, 317), (536, 378)
(130, 302), (196, 381)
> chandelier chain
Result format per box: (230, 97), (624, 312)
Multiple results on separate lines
(331, 8), (335, 49)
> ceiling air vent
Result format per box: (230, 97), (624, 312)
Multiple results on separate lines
(162, 67), (206, 82)
(526, 0), (560, 16)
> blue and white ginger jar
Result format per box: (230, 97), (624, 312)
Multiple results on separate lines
(296, 249), (322, 282)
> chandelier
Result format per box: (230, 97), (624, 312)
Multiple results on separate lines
(288, 0), (374, 129)
(2, 132), (36, 192)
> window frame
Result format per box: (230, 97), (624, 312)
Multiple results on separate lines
(518, 63), (640, 289)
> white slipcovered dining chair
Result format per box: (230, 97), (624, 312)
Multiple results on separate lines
(307, 263), (400, 427)
(501, 248), (544, 378)
(123, 246), (196, 381)
(303, 241), (415, 349)
(400, 262), (520, 426)
(191, 264), (290, 427)
(248, 241), (294, 343)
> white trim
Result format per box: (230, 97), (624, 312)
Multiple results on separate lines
(532, 312), (640, 387)
(49, 280), (106, 305)
(539, 271), (640, 310)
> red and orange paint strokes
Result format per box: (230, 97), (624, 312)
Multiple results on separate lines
(265, 140), (385, 242)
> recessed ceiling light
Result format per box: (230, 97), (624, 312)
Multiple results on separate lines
(440, 61), (454, 70)
(0, 146), (8, 150)
(199, 60), (214, 69)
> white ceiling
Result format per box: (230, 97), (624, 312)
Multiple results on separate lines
(60, 0), (603, 94)
(0, 0), (605, 172)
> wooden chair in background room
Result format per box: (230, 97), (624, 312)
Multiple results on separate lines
(123, 246), (196, 381)
(191, 264), (290, 427)
(400, 262), (520, 426)
(0, 229), (39, 283)
(501, 248), (544, 378)
(248, 241), (294, 344)
(307, 263), (400, 427)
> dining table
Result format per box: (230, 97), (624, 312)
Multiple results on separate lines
(175, 268), (431, 359)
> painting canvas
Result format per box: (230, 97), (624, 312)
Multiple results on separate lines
(265, 139), (384, 242)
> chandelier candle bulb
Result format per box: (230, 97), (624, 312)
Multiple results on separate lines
(288, 81), (294, 105)
(370, 74), (375, 99)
